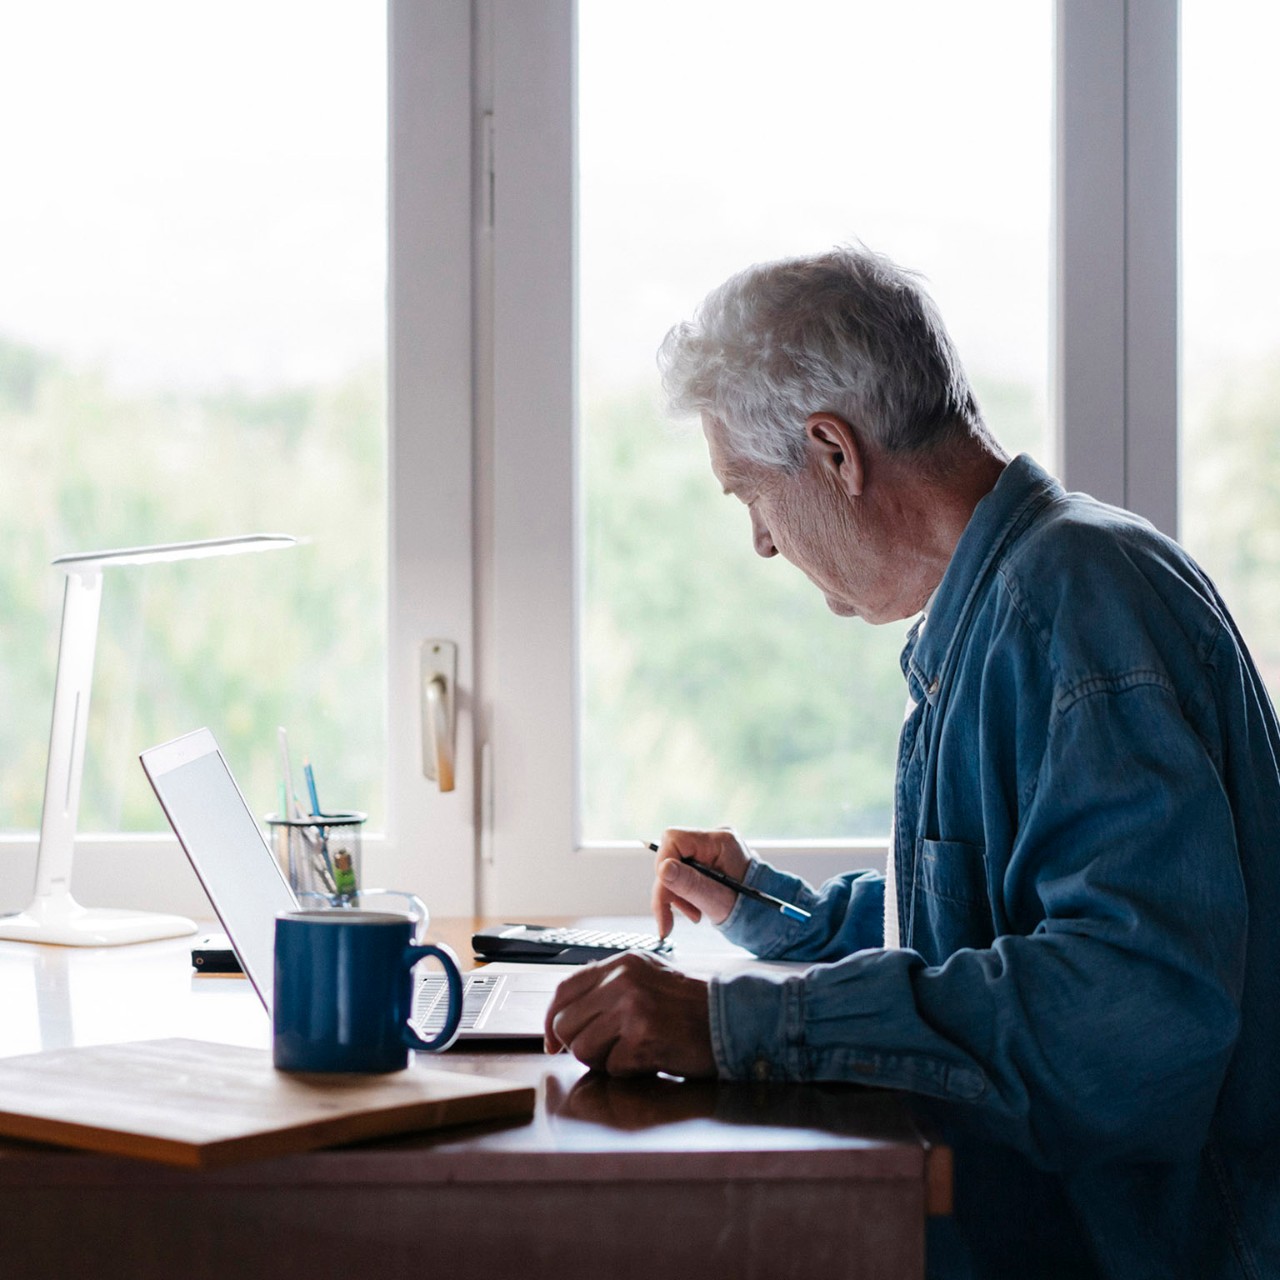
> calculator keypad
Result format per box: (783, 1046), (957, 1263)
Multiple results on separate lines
(475, 924), (674, 961)
(528, 927), (665, 951)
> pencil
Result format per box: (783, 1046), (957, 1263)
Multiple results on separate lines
(644, 841), (811, 922)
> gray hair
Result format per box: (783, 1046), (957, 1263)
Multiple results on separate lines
(658, 246), (984, 472)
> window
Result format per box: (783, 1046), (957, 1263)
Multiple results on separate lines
(0, 2), (387, 853)
(480, 0), (1187, 914)
(483, 0), (1063, 914)
(0, 1), (1207, 921)
(1180, 0), (1280, 698)
(0, 3), (492, 919)
(578, 0), (1052, 845)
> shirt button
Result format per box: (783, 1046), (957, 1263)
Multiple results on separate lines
(752, 1058), (771, 1082)
(927, 678), (940, 696)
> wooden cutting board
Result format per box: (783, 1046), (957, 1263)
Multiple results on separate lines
(0, 1038), (534, 1168)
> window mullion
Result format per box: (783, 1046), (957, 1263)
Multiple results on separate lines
(387, 0), (477, 914)
(1055, 0), (1179, 536)
(1122, 0), (1180, 537)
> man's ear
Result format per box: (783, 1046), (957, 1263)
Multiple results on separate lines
(805, 413), (864, 497)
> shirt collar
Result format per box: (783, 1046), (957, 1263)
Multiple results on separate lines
(901, 454), (1063, 706)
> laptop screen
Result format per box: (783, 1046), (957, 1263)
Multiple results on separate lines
(141, 728), (295, 1012)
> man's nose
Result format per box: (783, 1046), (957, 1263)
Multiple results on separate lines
(752, 517), (777, 558)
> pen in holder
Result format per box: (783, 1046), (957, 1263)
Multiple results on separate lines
(266, 812), (367, 905)
(265, 812), (428, 935)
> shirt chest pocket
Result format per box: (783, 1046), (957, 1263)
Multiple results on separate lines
(907, 837), (996, 963)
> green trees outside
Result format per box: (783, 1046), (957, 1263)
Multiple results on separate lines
(579, 378), (1045, 840)
(3, 326), (1275, 845)
(1181, 354), (1280, 694)
(0, 336), (385, 832)
(576, 351), (1280, 844)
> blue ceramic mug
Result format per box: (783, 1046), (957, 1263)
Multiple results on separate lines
(273, 910), (464, 1072)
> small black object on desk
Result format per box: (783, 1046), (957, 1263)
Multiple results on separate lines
(472, 923), (672, 965)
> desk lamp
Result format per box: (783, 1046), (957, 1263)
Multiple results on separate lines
(0, 534), (296, 947)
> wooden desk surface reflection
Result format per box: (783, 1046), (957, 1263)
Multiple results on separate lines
(0, 917), (947, 1280)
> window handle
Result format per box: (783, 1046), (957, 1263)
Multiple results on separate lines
(421, 640), (456, 792)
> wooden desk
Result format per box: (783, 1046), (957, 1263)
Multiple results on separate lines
(0, 918), (947, 1280)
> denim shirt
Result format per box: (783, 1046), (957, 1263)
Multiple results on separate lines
(708, 456), (1280, 1279)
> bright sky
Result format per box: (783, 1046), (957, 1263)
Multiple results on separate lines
(1181, 1), (1280, 374)
(579, 0), (1052, 402)
(0, 0), (385, 392)
(0, 1), (1273, 396)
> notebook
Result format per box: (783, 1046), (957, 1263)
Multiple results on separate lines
(140, 727), (563, 1039)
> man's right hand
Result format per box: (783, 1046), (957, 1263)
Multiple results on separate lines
(650, 827), (753, 939)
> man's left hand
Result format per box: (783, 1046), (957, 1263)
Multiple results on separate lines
(543, 951), (717, 1078)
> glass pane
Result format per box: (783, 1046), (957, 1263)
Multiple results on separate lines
(578, 0), (1051, 840)
(1180, 2), (1280, 702)
(0, 2), (386, 833)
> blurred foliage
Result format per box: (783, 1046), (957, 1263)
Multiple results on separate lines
(580, 375), (1047, 840)
(18, 324), (1275, 849)
(1182, 352), (1280, 690)
(577, 350), (1279, 843)
(0, 334), (386, 833)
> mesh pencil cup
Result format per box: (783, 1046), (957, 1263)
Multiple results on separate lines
(265, 812), (367, 905)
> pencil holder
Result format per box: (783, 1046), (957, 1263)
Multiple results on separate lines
(265, 812), (367, 904)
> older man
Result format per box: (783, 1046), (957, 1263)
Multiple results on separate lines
(544, 247), (1280, 1277)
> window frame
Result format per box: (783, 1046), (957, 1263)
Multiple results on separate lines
(1055, 0), (1179, 535)
(0, 0), (1183, 922)
(472, 0), (1181, 916)
(0, 0), (481, 921)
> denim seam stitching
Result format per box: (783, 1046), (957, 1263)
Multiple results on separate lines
(1206, 1138), (1259, 1280)
(1056, 669), (1176, 717)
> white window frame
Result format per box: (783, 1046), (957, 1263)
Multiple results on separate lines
(475, 0), (1183, 916)
(383, 0), (478, 916)
(1056, 0), (1179, 535)
(0, 0), (1183, 923)
(0, 1), (481, 922)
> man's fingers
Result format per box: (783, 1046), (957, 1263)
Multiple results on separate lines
(649, 828), (753, 934)
(651, 838), (702, 938)
(545, 982), (601, 1054)
(548, 1001), (615, 1067)
(544, 953), (643, 1051)
(651, 865), (703, 938)
(650, 877), (676, 939)
(560, 1016), (622, 1074)
(658, 857), (736, 925)
(558, 958), (658, 1075)
(546, 963), (641, 1067)
(659, 827), (752, 881)
(544, 959), (615, 1050)
(544, 951), (717, 1078)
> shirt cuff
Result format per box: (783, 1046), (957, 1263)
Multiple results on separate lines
(708, 969), (808, 1081)
(717, 860), (816, 958)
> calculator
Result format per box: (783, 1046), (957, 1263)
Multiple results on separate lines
(471, 923), (673, 964)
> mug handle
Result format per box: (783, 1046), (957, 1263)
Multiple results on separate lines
(402, 941), (464, 1052)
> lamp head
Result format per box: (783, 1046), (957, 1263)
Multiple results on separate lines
(53, 534), (298, 572)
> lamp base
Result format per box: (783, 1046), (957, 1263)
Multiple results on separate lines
(0, 892), (197, 947)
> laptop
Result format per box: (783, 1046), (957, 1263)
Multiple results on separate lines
(140, 727), (565, 1040)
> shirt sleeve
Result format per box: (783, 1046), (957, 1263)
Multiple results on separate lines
(716, 859), (885, 960)
(709, 679), (1247, 1171)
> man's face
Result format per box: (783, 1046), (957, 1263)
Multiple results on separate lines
(702, 414), (897, 621)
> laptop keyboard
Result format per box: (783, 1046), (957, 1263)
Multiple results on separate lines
(414, 972), (500, 1035)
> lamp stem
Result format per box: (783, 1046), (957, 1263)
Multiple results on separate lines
(0, 533), (294, 946)
(34, 568), (102, 904)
